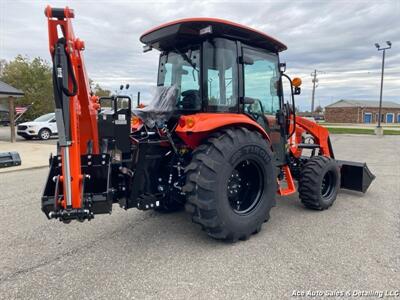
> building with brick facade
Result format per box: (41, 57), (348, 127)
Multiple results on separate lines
(325, 100), (400, 123)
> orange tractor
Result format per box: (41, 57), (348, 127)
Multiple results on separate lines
(42, 7), (374, 241)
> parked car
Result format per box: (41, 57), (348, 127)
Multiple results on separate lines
(314, 115), (325, 121)
(17, 113), (57, 140)
(304, 117), (316, 122)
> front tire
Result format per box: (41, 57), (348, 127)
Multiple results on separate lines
(298, 156), (340, 210)
(183, 128), (276, 242)
(38, 128), (51, 140)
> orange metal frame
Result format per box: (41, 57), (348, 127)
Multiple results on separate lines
(277, 165), (296, 196)
(45, 6), (100, 209)
(289, 116), (333, 158)
(278, 116), (333, 196)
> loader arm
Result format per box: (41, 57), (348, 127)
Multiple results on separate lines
(45, 6), (100, 212)
(288, 116), (333, 158)
(287, 116), (375, 193)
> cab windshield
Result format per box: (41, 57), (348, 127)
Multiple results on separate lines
(158, 47), (201, 110)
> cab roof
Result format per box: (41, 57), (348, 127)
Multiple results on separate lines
(140, 18), (287, 53)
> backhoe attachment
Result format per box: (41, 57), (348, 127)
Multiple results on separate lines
(42, 6), (112, 221)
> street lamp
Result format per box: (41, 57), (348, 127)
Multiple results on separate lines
(375, 41), (392, 132)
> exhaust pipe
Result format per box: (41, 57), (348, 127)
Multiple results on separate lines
(337, 160), (375, 193)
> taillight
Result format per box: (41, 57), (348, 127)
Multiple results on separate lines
(178, 117), (186, 127)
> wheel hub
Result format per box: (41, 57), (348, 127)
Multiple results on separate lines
(227, 170), (241, 195)
(227, 159), (263, 215)
(321, 170), (335, 198)
(42, 130), (50, 139)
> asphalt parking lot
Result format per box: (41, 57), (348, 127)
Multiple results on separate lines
(0, 134), (399, 299)
(0, 126), (56, 144)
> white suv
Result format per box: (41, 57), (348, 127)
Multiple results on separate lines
(17, 113), (58, 140)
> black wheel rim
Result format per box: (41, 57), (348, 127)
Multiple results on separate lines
(321, 170), (335, 198)
(227, 159), (263, 215)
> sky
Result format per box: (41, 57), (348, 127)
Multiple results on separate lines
(0, 0), (399, 110)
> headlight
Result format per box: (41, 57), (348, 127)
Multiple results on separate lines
(28, 125), (35, 128)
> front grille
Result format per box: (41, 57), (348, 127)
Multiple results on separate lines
(17, 125), (27, 130)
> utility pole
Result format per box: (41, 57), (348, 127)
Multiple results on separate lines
(8, 96), (15, 143)
(310, 69), (321, 112)
(374, 41), (392, 135)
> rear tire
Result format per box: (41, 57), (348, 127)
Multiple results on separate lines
(38, 128), (51, 140)
(183, 128), (276, 242)
(298, 156), (340, 210)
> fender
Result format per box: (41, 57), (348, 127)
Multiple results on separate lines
(175, 113), (270, 149)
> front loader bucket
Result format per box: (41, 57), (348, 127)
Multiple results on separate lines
(337, 160), (375, 193)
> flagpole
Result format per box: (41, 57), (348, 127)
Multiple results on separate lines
(14, 104), (32, 123)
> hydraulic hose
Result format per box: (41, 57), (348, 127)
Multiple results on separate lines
(53, 38), (78, 98)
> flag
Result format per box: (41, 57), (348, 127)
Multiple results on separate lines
(15, 106), (28, 114)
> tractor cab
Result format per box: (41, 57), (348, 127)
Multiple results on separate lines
(140, 18), (292, 164)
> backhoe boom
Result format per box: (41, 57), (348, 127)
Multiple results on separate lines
(44, 6), (100, 213)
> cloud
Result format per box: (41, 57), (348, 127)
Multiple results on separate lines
(1, 0), (399, 110)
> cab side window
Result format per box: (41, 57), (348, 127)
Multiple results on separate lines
(203, 38), (238, 112)
(243, 48), (280, 115)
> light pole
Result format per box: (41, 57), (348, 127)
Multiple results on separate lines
(375, 41), (392, 133)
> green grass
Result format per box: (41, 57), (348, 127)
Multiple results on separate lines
(326, 127), (400, 135)
(319, 122), (400, 128)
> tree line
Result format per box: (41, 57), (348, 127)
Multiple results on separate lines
(0, 55), (110, 121)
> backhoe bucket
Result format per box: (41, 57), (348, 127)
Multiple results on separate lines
(337, 160), (375, 193)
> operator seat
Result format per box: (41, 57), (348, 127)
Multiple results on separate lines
(181, 89), (201, 110)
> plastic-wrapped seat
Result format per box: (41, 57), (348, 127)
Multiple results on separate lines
(132, 86), (178, 128)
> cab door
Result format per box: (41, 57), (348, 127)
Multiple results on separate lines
(240, 45), (287, 165)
